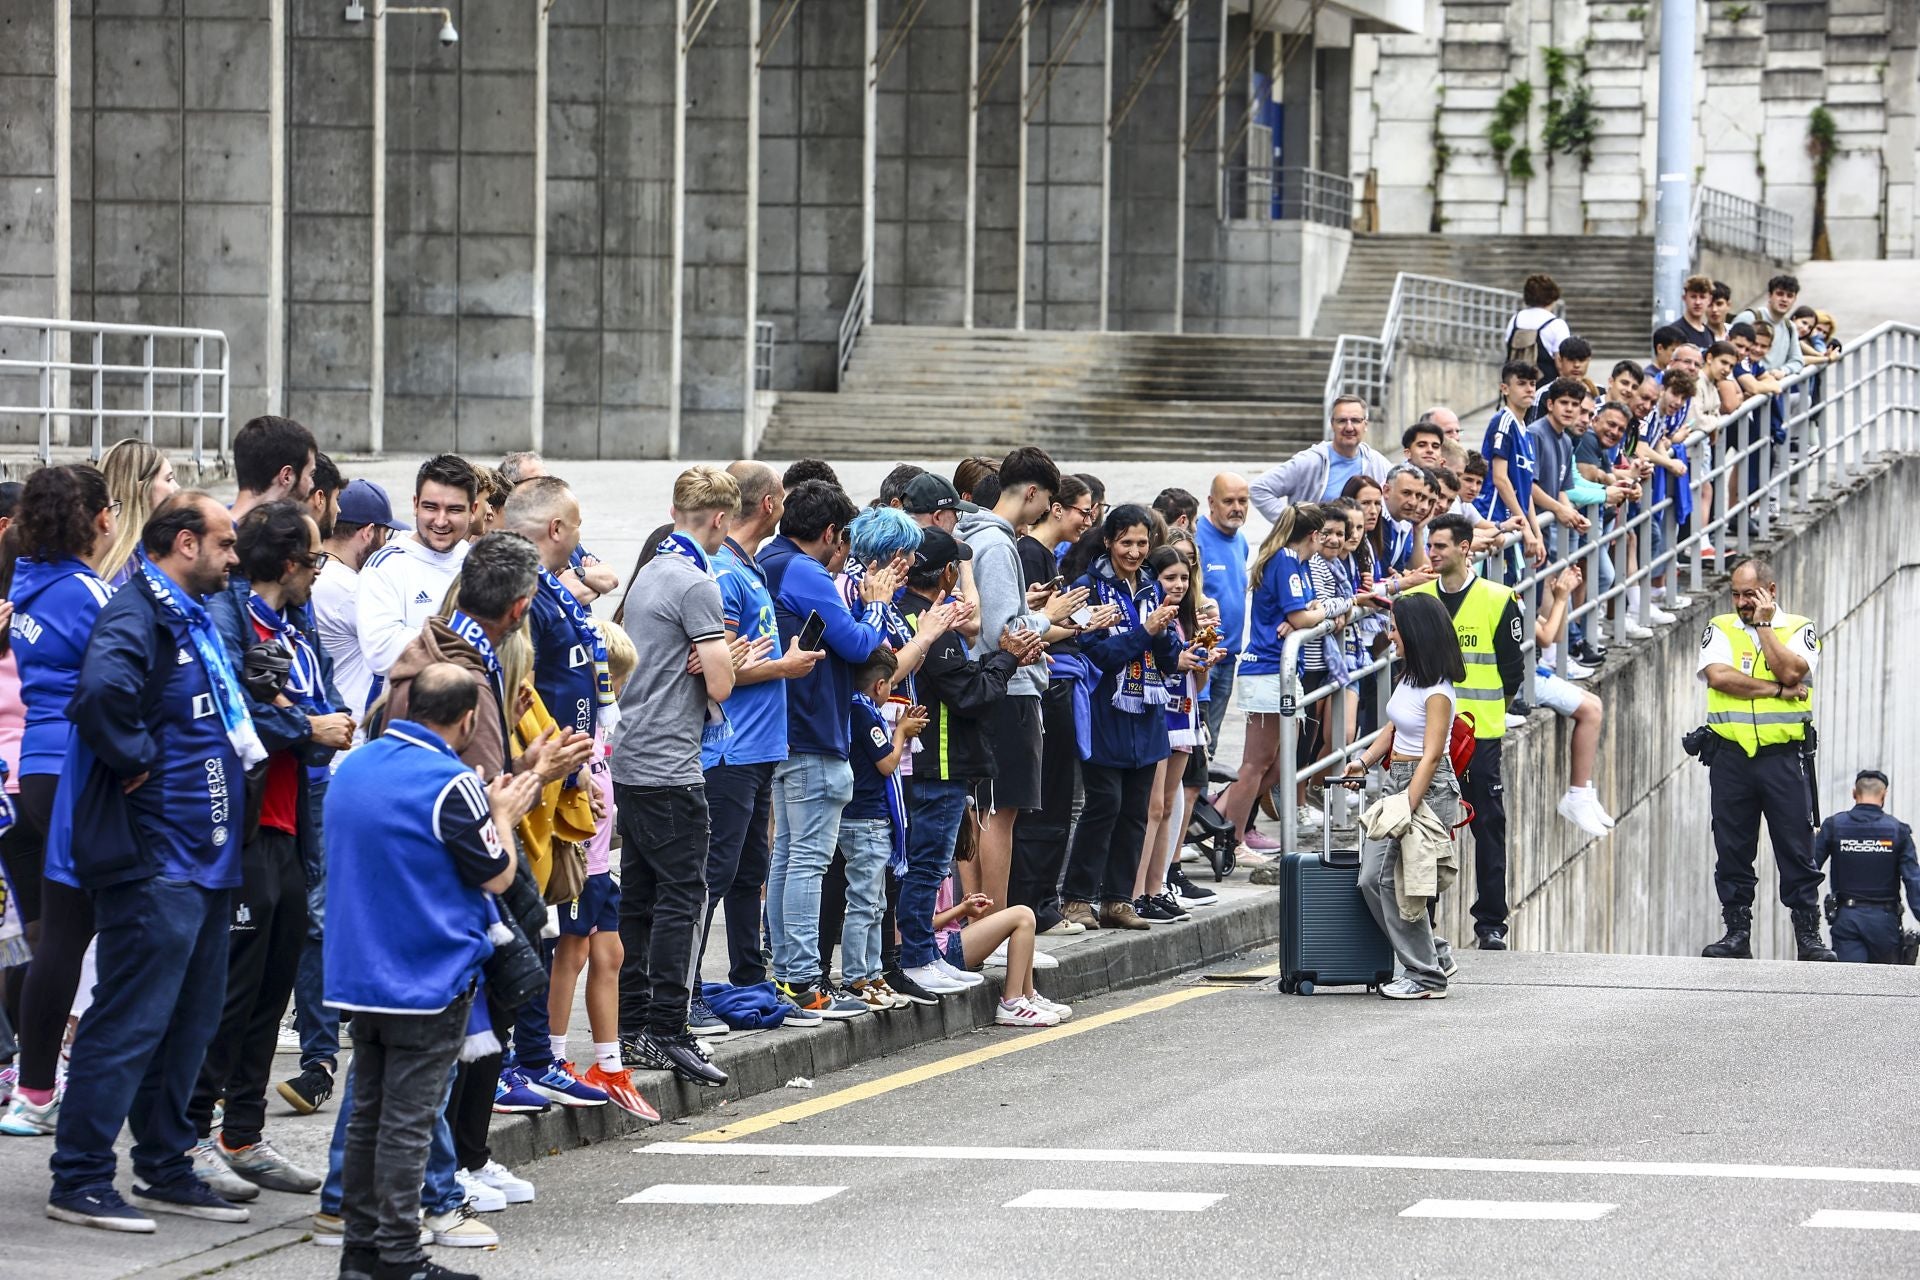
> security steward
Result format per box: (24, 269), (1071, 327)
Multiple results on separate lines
(1695, 556), (1835, 961)
(1409, 513), (1525, 950)
(1815, 770), (1920, 964)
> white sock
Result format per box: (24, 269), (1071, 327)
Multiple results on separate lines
(595, 1042), (621, 1074)
(548, 1035), (568, 1065)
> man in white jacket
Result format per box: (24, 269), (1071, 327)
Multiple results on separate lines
(1250, 396), (1392, 519)
(356, 455), (477, 687)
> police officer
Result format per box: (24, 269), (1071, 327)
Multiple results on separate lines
(1696, 556), (1835, 961)
(1815, 770), (1920, 964)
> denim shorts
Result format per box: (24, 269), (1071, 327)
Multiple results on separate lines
(942, 932), (966, 968)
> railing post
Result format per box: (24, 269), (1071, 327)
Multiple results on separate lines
(192, 334), (207, 472)
(90, 330), (103, 464)
(1687, 437), (1704, 597)
(1757, 396), (1775, 540)
(38, 324), (52, 465)
(139, 331), (155, 452)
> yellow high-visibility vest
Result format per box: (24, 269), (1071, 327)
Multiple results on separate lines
(1409, 577), (1513, 740)
(1704, 611), (1815, 756)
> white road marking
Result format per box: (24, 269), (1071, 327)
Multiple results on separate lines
(639, 1141), (1920, 1188)
(1005, 1189), (1223, 1212)
(1401, 1199), (1615, 1221)
(1804, 1209), (1920, 1232)
(620, 1184), (846, 1206)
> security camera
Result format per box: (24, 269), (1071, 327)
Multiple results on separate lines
(438, 18), (459, 45)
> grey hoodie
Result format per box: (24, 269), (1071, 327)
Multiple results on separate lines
(956, 508), (1050, 697)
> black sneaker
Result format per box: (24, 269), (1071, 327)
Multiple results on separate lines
(1477, 928), (1509, 951)
(340, 1246), (378, 1280)
(642, 1030), (727, 1088)
(130, 1178), (251, 1223)
(1154, 892), (1193, 921)
(372, 1259), (480, 1280)
(884, 968), (940, 1007)
(1167, 866), (1218, 908)
(619, 1034), (668, 1072)
(1133, 894), (1183, 924)
(275, 1064), (335, 1115)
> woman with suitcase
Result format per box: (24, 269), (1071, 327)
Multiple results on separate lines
(1342, 594), (1467, 1000)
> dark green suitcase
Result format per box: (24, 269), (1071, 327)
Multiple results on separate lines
(1277, 847), (1395, 995)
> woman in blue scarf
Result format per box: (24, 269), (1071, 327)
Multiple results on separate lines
(1055, 506), (1181, 933)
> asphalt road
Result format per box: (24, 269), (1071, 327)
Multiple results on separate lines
(156, 950), (1920, 1280)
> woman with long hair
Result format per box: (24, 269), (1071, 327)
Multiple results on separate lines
(1342, 473), (1388, 581)
(95, 440), (178, 587)
(1160, 526), (1221, 911)
(1056, 506), (1180, 932)
(1, 465), (116, 1136)
(1342, 594), (1468, 999)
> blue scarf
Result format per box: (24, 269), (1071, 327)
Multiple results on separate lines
(538, 563), (618, 734)
(446, 608), (504, 706)
(1090, 560), (1170, 715)
(855, 692), (910, 876)
(138, 557), (267, 768)
(650, 532), (731, 749)
(246, 595), (330, 712)
(1045, 651), (1097, 762)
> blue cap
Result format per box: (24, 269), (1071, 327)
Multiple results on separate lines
(337, 478), (409, 531)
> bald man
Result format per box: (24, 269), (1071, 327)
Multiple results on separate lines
(1422, 406), (1462, 442)
(1195, 472), (1251, 747)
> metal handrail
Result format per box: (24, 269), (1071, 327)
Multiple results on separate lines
(837, 260), (872, 389)
(1690, 185), (1797, 264)
(1271, 322), (1920, 877)
(1321, 273), (1522, 422)
(1221, 165), (1354, 228)
(0, 316), (231, 469)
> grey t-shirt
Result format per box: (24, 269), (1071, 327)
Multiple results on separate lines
(610, 552), (726, 787)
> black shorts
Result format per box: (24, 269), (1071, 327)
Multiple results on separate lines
(983, 695), (1044, 812)
(1181, 742), (1209, 790)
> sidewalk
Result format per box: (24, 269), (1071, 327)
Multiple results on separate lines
(1, 858), (1280, 1280)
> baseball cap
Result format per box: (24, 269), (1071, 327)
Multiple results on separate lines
(913, 527), (972, 572)
(901, 472), (980, 515)
(337, 478), (410, 531)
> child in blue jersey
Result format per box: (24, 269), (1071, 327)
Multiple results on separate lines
(841, 648), (926, 1011)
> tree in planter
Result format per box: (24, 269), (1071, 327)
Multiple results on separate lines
(1807, 105), (1837, 261)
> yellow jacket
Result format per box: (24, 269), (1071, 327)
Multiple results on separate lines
(510, 684), (597, 894)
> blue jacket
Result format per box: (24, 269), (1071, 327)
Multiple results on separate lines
(759, 535), (888, 760)
(46, 572), (245, 890)
(1817, 803), (1920, 915)
(1072, 559), (1180, 771)
(10, 557), (113, 777)
(208, 577), (343, 866)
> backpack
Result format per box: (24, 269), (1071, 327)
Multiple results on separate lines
(1506, 322), (1542, 372)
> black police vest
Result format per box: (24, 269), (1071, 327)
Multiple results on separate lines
(1827, 807), (1906, 901)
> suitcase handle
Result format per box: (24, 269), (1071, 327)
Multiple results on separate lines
(1317, 847), (1361, 869)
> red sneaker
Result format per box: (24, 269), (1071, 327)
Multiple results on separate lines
(581, 1064), (659, 1121)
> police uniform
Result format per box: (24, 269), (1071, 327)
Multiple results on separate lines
(1696, 609), (1828, 955)
(1816, 801), (1920, 964)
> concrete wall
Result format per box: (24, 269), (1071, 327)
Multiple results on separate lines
(1107, 0), (1185, 334)
(875, 0), (971, 327)
(1189, 218), (1351, 337)
(1437, 452), (1920, 960)
(1025, 0), (1110, 331)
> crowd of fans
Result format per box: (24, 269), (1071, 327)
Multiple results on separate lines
(0, 265), (1843, 1272)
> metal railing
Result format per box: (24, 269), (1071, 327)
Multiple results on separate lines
(0, 316), (231, 468)
(1690, 185), (1796, 263)
(1270, 322), (1920, 875)
(1221, 165), (1355, 228)
(1321, 273), (1521, 422)
(754, 319), (775, 391)
(837, 260), (872, 389)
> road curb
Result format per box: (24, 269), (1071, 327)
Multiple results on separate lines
(490, 887), (1278, 1168)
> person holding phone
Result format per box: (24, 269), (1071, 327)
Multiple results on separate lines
(1344, 594), (1467, 1000)
(930, 885), (1071, 1028)
(837, 649), (927, 1012)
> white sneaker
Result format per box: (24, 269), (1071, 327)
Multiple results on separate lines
(275, 1024), (301, 1053)
(901, 963), (968, 994)
(983, 941), (1010, 968)
(993, 997), (1058, 1028)
(1645, 605), (1677, 625)
(1566, 660), (1596, 681)
(1666, 593), (1693, 609)
(1039, 918), (1085, 936)
(1557, 789), (1610, 839)
(474, 1159), (534, 1205)
(1296, 805), (1323, 831)
(1178, 843), (1206, 864)
(1505, 713), (1527, 730)
(1026, 992), (1073, 1021)
(933, 957), (986, 988)
(1029, 948), (1059, 970)
(454, 1168), (507, 1213)
(1622, 617), (1655, 640)
(426, 1203), (500, 1247)
(1578, 785), (1616, 828)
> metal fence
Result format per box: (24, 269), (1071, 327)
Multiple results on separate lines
(1222, 165), (1354, 228)
(1274, 321), (1920, 871)
(0, 316), (231, 468)
(1321, 273), (1521, 423)
(1691, 185), (1797, 264)
(837, 260), (872, 389)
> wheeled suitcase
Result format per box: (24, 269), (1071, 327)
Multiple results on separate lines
(1277, 847), (1395, 995)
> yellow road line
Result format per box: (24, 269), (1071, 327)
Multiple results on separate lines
(684, 962), (1277, 1143)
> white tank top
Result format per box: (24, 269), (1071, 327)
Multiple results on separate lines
(1387, 680), (1456, 758)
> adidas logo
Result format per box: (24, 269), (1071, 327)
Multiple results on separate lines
(413, 590), (432, 604)
(177, 648), (192, 664)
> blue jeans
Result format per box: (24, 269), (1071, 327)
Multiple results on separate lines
(296, 777), (340, 1070)
(50, 877), (229, 1196)
(768, 753), (853, 986)
(837, 818), (892, 983)
(900, 778), (969, 969)
(321, 1059), (462, 1217)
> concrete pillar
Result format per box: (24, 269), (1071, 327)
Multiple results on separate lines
(0, 0), (62, 444)
(1181, 0), (1226, 332)
(756, 0), (872, 392)
(1278, 29), (1313, 177)
(1026, 0), (1112, 331)
(1107, 0), (1187, 333)
(679, 0), (760, 460)
(874, 0), (976, 326)
(973, 0), (1027, 329)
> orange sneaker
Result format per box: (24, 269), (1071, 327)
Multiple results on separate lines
(581, 1064), (659, 1121)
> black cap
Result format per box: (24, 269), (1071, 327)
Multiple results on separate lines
(913, 527), (972, 572)
(902, 472), (980, 515)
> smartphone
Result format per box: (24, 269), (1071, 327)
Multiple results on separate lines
(1046, 575), (1067, 592)
(796, 610), (826, 652)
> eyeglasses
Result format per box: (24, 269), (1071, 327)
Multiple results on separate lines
(106, 500), (123, 517)
(295, 551), (331, 572)
(1331, 416), (1368, 426)
(1066, 505), (1094, 518)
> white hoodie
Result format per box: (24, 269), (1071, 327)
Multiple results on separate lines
(356, 535), (471, 679)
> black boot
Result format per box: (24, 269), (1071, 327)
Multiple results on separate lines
(1792, 909), (1837, 962)
(1702, 908), (1753, 959)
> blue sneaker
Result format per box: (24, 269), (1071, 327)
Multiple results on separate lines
(46, 1186), (156, 1233)
(491, 1068), (550, 1114)
(131, 1178), (251, 1222)
(523, 1061), (608, 1109)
